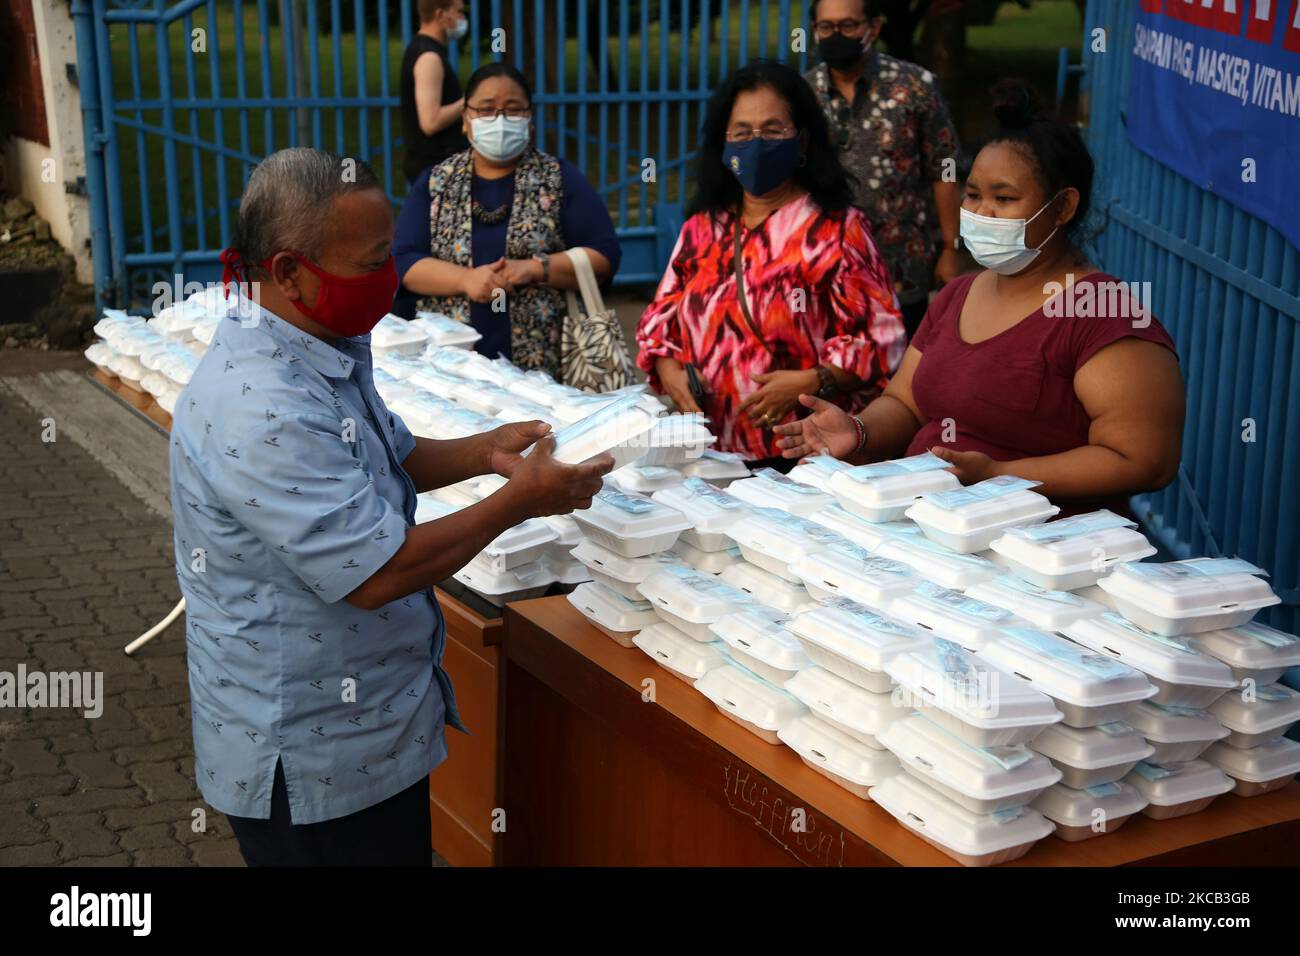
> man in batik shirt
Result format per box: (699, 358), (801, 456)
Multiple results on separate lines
(805, 0), (964, 337)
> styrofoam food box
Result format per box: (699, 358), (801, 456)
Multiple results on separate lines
(965, 575), (1106, 632)
(1125, 759), (1235, 820)
(1062, 613), (1238, 709)
(1203, 738), (1300, 797)
(785, 599), (930, 693)
(878, 713), (1062, 814)
(540, 553), (593, 586)
(1126, 701), (1230, 763)
(725, 507), (847, 583)
(708, 610), (812, 685)
(884, 639), (1064, 748)
(411, 310), (482, 349)
(906, 477), (1060, 554)
(632, 622), (729, 684)
(727, 467), (835, 517)
(784, 666), (906, 749)
(567, 581), (660, 647)
(889, 582), (1027, 652)
(84, 341), (116, 369)
(1096, 558), (1281, 636)
(453, 555), (551, 607)
(807, 504), (920, 552)
(506, 372), (575, 409)
(869, 773), (1055, 867)
(788, 540), (920, 610)
(569, 539), (684, 600)
(609, 463), (684, 495)
(670, 538), (745, 576)
(1031, 781), (1148, 842)
(778, 715), (900, 799)
(652, 477), (749, 552)
(546, 391), (662, 470)
(1074, 582), (1119, 611)
(450, 383), (516, 418)
(874, 534), (1001, 590)
(637, 565), (761, 642)
(1185, 622), (1300, 686)
(480, 517), (557, 572)
(989, 510), (1156, 591)
(828, 452), (962, 523)
(719, 562), (809, 614)
(1208, 683), (1300, 749)
(678, 449), (751, 487)
(975, 628), (1157, 727)
(369, 314), (429, 356)
(1027, 720), (1154, 789)
(694, 663), (808, 744)
(786, 455), (853, 493)
(570, 487), (691, 558)
(636, 413), (716, 468)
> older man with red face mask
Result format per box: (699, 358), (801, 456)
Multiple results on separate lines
(174, 147), (611, 866)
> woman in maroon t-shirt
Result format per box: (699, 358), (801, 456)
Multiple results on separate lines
(776, 80), (1184, 516)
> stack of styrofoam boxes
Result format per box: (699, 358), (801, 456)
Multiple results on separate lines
(86, 308), (202, 415)
(1063, 559), (1300, 809)
(786, 458), (1070, 862)
(1190, 623), (1300, 795)
(375, 349), (687, 607)
(718, 468), (837, 610)
(651, 478), (749, 578)
(567, 486), (692, 645)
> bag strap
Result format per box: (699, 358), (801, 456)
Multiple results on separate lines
(565, 246), (607, 318)
(733, 217), (772, 353)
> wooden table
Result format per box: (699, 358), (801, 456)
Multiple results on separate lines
(427, 585), (505, 867)
(499, 596), (1300, 866)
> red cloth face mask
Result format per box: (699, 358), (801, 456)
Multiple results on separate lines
(262, 251), (398, 337)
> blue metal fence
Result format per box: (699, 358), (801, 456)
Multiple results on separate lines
(1082, 0), (1300, 634)
(71, 0), (816, 307)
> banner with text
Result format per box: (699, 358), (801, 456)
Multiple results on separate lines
(1127, 1), (1300, 249)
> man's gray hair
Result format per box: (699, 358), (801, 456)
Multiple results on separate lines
(232, 147), (382, 271)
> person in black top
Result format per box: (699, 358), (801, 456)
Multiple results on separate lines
(400, 0), (469, 185)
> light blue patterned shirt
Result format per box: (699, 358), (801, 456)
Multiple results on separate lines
(169, 298), (463, 824)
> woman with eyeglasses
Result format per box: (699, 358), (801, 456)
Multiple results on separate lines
(636, 59), (905, 468)
(774, 80), (1185, 516)
(394, 62), (621, 376)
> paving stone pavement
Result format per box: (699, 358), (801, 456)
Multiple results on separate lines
(0, 387), (246, 866)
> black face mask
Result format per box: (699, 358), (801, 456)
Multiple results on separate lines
(818, 31), (867, 70)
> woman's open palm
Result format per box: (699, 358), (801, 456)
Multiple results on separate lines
(773, 394), (858, 460)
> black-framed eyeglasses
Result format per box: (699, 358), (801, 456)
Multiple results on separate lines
(465, 105), (532, 120)
(813, 18), (870, 38)
(725, 125), (798, 143)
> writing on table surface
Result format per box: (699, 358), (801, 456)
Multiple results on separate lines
(721, 762), (846, 866)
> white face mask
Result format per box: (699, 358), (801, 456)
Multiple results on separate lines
(959, 193), (1062, 275)
(449, 17), (468, 40)
(470, 115), (530, 163)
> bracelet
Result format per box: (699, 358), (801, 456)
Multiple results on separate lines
(851, 415), (868, 457)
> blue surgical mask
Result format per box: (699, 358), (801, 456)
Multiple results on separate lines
(959, 192), (1061, 275)
(722, 137), (801, 197)
(449, 17), (469, 40)
(471, 115), (530, 163)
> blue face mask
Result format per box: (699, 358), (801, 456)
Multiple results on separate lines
(721, 137), (802, 197)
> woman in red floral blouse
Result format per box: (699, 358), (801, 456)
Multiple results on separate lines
(636, 60), (905, 464)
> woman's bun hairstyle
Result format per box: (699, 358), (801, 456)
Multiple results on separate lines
(990, 78), (1048, 130)
(981, 77), (1096, 248)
